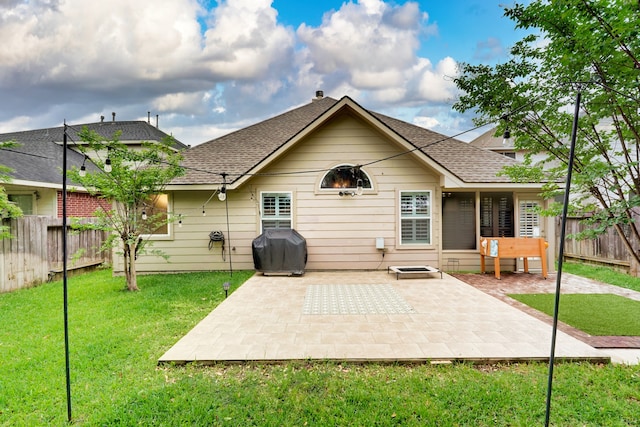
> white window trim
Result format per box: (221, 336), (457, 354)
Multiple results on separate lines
(260, 191), (293, 233)
(398, 190), (432, 248)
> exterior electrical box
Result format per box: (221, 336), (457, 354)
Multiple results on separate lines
(376, 237), (385, 250)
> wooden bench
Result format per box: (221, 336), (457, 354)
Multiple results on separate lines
(387, 265), (442, 280)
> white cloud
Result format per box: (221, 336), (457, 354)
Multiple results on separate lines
(413, 116), (439, 129)
(0, 0), (493, 147)
(201, 0), (295, 79)
(297, 0), (421, 80)
(152, 92), (209, 115)
(416, 56), (458, 102)
(296, 0), (458, 108)
(0, 0), (204, 85)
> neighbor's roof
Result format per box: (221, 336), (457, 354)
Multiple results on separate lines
(0, 139), (96, 186)
(174, 96), (521, 186)
(0, 120), (184, 186)
(468, 127), (516, 151)
(0, 120), (187, 150)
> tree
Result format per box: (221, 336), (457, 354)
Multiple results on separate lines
(0, 141), (23, 239)
(453, 0), (640, 272)
(67, 128), (184, 291)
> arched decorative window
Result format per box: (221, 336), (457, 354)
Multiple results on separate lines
(320, 165), (372, 190)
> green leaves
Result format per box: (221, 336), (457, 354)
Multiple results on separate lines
(454, 0), (640, 265)
(0, 141), (23, 239)
(67, 127), (185, 289)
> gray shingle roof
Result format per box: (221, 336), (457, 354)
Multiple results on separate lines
(174, 95), (521, 186)
(371, 113), (518, 183)
(0, 120), (186, 186)
(0, 121), (186, 149)
(174, 97), (338, 185)
(0, 140), (95, 185)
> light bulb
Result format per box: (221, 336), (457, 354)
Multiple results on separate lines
(79, 164), (86, 177)
(141, 210), (147, 220)
(104, 158), (112, 173)
(218, 187), (226, 201)
(356, 178), (364, 196)
(502, 129), (511, 146)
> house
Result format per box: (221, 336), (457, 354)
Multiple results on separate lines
(0, 119), (186, 218)
(469, 127), (550, 165)
(120, 93), (555, 275)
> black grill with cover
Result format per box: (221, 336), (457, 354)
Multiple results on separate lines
(252, 229), (307, 275)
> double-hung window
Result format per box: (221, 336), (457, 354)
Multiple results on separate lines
(400, 191), (431, 245)
(261, 192), (292, 231)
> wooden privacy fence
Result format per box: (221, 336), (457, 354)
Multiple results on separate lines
(0, 217), (110, 293)
(560, 215), (637, 275)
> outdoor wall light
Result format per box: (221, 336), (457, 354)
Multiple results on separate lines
(222, 281), (231, 298)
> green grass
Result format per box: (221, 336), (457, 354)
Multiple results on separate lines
(509, 293), (640, 336)
(0, 268), (639, 426)
(563, 261), (640, 292)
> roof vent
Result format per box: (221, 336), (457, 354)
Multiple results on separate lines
(112, 112), (116, 122)
(100, 115), (104, 123)
(315, 90), (324, 99)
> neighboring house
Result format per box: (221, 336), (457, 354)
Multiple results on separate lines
(120, 94), (555, 274)
(0, 119), (186, 218)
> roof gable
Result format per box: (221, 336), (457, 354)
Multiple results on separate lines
(173, 95), (524, 187)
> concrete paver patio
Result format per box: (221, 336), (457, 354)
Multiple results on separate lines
(159, 271), (613, 364)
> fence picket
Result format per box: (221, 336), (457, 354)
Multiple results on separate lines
(1, 217), (110, 292)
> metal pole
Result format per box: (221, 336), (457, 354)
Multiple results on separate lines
(544, 87), (581, 427)
(222, 173), (232, 277)
(62, 124), (73, 422)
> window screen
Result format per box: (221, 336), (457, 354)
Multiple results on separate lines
(442, 192), (476, 250)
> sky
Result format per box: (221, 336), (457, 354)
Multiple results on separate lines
(0, 0), (532, 146)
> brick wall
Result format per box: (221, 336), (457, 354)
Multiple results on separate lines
(57, 192), (112, 218)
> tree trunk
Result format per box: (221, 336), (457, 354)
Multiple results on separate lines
(123, 241), (140, 291)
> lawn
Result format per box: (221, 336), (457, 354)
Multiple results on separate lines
(509, 293), (640, 336)
(0, 268), (638, 426)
